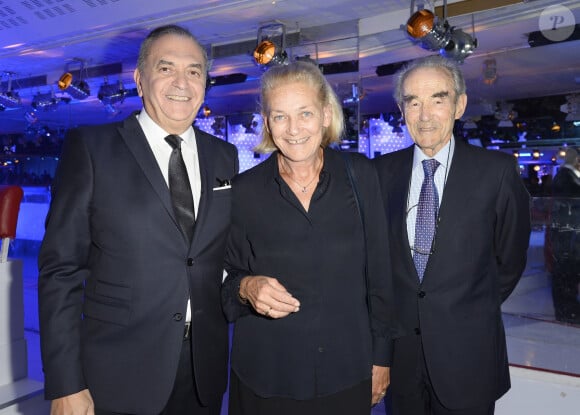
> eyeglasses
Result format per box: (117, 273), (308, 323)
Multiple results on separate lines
(406, 203), (440, 256)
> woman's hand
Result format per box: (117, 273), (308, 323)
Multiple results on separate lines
(239, 276), (300, 318)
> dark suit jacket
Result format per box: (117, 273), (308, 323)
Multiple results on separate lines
(374, 139), (530, 410)
(38, 114), (238, 414)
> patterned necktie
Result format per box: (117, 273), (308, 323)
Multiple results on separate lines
(413, 159), (440, 282)
(165, 134), (195, 243)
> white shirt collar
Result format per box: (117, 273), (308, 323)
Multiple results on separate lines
(412, 136), (454, 174)
(136, 109), (196, 147)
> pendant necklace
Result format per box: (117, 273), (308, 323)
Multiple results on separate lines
(279, 153), (323, 194)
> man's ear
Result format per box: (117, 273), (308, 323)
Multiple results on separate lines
(455, 94), (467, 120)
(134, 69), (143, 97)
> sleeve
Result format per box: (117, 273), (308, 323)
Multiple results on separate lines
(37, 129), (92, 399)
(353, 155), (393, 367)
(221, 179), (253, 322)
(494, 156), (532, 302)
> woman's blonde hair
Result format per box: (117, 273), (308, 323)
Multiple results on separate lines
(254, 60), (344, 154)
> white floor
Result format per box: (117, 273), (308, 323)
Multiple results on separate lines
(13, 229), (580, 414)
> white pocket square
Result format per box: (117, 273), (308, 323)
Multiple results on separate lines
(213, 185), (232, 191)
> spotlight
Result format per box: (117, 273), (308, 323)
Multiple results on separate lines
(0, 72), (21, 108)
(98, 79), (127, 111)
(513, 150), (520, 158)
(253, 23), (289, 69)
(407, 9), (450, 50)
(533, 165), (541, 172)
(254, 40), (288, 66)
(551, 122), (561, 133)
(532, 149), (540, 159)
(202, 105), (212, 118)
(405, 5), (477, 63)
(0, 90), (20, 108)
(58, 72), (90, 100)
(32, 90), (70, 111)
(442, 28), (477, 63)
(559, 148), (566, 158)
(482, 59), (498, 85)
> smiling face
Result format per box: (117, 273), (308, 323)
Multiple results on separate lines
(264, 81), (330, 164)
(134, 33), (206, 135)
(400, 66), (467, 157)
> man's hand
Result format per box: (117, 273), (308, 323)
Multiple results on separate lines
(240, 276), (300, 318)
(371, 365), (390, 406)
(51, 389), (94, 415)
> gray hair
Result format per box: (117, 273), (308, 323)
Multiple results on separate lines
(136, 25), (210, 75)
(393, 55), (466, 107)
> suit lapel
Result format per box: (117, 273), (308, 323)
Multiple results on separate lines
(191, 128), (214, 246)
(117, 115), (178, 230)
(437, 140), (471, 224)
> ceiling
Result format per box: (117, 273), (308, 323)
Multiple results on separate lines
(0, 0), (579, 135)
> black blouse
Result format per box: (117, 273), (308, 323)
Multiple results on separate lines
(221, 147), (391, 400)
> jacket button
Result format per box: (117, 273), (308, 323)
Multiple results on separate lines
(418, 290), (426, 298)
(187, 258), (194, 266)
(173, 313), (183, 321)
(414, 327), (421, 335)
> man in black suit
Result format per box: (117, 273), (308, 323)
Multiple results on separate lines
(38, 25), (238, 415)
(374, 55), (530, 415)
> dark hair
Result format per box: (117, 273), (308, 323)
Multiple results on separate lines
(137, 25), (209, 74)
(393, 55), (466, 107)
(255, 60), (344, 153)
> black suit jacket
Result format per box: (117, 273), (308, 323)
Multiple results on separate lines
(374, 139), (531, 409)
(38, 114), (238, 414)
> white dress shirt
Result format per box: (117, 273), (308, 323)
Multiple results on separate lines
(406, 137), (454, 249)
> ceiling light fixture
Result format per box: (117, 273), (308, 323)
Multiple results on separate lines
(32, 89), (70, 111)
(406, 0), (477, 63)
(253, 22), (289, 69)
(98, 78), (127, 113)
(57, 58), (90, 100)
(482, 59), (498, 85)
(0, 72), (22, 109)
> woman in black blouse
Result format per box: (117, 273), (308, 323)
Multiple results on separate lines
(221, 60), (391, 414)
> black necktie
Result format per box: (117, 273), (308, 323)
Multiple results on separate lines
(165, 134), (195, 243)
